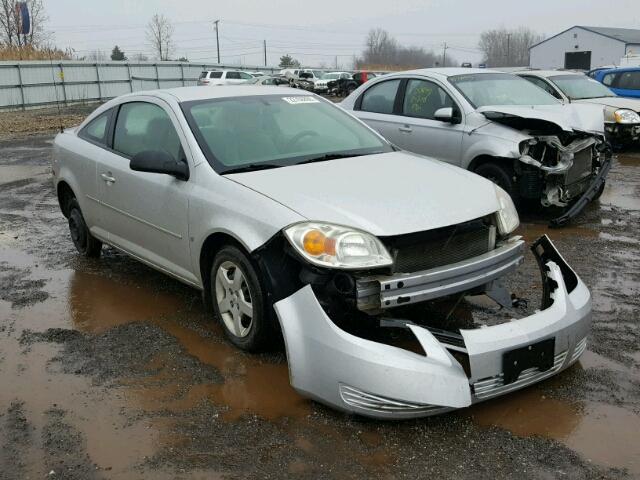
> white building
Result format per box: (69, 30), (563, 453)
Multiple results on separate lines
(529, 26), (640, 70)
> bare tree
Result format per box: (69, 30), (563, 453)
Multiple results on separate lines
(132, 52), (150, 62)
(146, 14), (174, 61)
(479, 27), (543, 67)
(0, 0), (49, 47)
(359, 28), (455, 69)
(86, 50), (107, 62)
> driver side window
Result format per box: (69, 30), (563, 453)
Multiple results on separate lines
(113, 102), (182, 162)
(402, 79), (455, 120)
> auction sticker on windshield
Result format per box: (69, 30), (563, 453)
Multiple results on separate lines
(283, 97), (320, 104)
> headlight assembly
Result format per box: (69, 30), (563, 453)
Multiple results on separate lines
(614, 109), (640, 124)
(284, 222), (393, 270)
(494, 185), (520, 235)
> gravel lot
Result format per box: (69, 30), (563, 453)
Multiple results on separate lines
(0, 106), (639, 479)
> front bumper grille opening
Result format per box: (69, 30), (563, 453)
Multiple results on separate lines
(381, 218), (496, 274)
(339, 384), (448, 415)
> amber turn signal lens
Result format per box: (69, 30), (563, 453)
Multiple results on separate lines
(303, 230), (327, 256)
(302, 230), (337, 256)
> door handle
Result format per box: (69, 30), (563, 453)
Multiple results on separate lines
(398, 125), (412, 133)
(100, 172), (116, 183)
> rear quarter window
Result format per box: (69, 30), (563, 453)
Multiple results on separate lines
(78, 110), (111, 146)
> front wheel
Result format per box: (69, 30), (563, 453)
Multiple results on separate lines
(67, 198), (102, 258)
(474, 161), (521, 206)
(211, 246), (270, 352)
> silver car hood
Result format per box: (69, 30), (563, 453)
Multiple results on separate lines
(574, 96), (640, 111)
(477, 104), (604, 134)
(226, 152), (499, 237)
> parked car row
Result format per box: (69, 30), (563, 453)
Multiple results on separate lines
(53, 79), (595, 419)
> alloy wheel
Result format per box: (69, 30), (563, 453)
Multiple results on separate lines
(214, 261), (254, 338)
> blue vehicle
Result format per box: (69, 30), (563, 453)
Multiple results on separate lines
(589, 67), (640, 98)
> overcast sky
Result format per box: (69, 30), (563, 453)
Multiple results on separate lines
(47, 0), (640, 67)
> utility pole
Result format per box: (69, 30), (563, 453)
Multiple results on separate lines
(506, 33), (512, 66)
(263, 40), (267, 67)
(335, 55), (338, 69)
(213, 20), (220, 64)
(442, 42), (448, 66)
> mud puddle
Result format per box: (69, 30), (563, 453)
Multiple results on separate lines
(469, 386), (640, 475)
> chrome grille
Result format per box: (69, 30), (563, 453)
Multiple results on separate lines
(382, 219), (495, 274)
(472, 350), (568, 400)
(339, 384), (448, 415)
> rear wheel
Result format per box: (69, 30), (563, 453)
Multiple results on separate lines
(474, 161), (521, 206)
(211, 245), (270, 352)
(67, 198), (102, 258)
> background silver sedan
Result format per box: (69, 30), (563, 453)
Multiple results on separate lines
(340, 68), (609, 224)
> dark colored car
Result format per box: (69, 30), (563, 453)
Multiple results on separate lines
(330, 71), (377, 97)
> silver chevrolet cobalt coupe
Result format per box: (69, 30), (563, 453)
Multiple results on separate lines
(53, 86), (591, 419)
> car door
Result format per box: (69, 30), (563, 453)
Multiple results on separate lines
(95, 99), (197, 285)
(352, 79), (405, 146)
(392, 78), (465, 165)
(225, 71), (250, 85)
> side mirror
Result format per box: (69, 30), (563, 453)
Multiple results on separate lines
(130, 151), (189, 181)
(434, 107), (461, 124)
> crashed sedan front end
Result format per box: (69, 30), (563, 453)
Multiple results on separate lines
(478, 108), (611, 226)
(246, 198), (592, 419)
(517, 132), (611, 223)
(268, 220), (590, 419)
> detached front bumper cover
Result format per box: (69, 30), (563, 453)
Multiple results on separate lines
(274, 235), (591, 419)
(549, 155), (612, 228)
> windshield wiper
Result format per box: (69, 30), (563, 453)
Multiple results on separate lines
(221, 163), (282, 175)
(296, 152), (382, 165)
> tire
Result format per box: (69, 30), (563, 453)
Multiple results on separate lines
(474, 161), (521, 206)
(210, 245), (270, 352)
(67, 198), (102, 258)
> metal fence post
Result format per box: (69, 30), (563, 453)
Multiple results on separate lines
(155, 63), (160, 88)
(16, 63), (26, 110)
(59, 63), (68, 105)
(95, 63), (103, 101)
(127, 62), (133, 92)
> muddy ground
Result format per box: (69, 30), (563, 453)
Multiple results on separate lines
(0, 107), (639, 480)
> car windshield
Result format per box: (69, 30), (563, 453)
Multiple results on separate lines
(312, 70), (323, 78)
(322, 73), (340, 80)
(549, 74), (616, 99)
(182, 95), (391, 173)
(449, 73), (560, 107)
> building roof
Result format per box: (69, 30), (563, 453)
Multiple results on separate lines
(530, 26), (640, 50)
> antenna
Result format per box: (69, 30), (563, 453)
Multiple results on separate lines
(47, 44), (64, 133)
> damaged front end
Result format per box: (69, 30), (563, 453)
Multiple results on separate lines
(518, 133), (609, 210)
(480, 108), (612, 226)
(272, 232), (591, 419)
